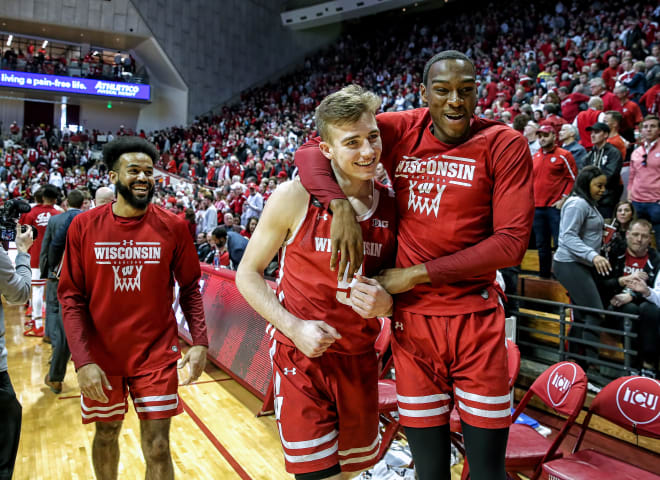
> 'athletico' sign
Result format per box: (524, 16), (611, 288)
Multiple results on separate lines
(0, 70), (150, 100)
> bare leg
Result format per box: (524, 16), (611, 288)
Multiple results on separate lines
(92, 421), (123, 480)
(140, 418), (174, 480)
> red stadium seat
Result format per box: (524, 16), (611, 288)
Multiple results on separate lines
(462, 361), (587, 480)
(542, 376), (660, 480)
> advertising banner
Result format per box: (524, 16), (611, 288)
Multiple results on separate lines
(0, 70), (150, 101)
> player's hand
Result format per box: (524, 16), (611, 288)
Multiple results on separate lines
(610, 293), (633, 307)
(15, 224), (34, 253)
(592, 255), (612, 276)
(350, 275), (393, 318)
(77, 363), (112, 403)
(290, 319), (341, 358)
(329, 199), (362, 281)
(179, 345), (208, 385)
(375, 264), (430, 294)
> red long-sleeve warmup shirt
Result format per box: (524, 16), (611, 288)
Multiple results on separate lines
(58, 203), (208, 376)
(295, 110), (534, 316)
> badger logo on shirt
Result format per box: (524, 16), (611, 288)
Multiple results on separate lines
(93, 240), (161, 292)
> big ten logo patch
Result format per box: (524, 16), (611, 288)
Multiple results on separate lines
(616, 377), (660, 425)
(546, 362), (578, 407)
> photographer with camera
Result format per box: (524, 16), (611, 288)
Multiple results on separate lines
(0, 223), (34, 480)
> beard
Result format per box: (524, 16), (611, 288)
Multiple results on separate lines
(114, 177), (154, 210)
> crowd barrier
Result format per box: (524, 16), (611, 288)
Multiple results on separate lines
(175, 265), (274, 402)
(511, 294), (641, 381)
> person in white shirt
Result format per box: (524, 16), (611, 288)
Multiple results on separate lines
(241, 182), (263, 226)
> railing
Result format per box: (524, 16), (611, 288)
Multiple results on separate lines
(510, 294), (640, 382)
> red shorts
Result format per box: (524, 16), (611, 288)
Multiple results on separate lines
(391, 307), (511, 429)
(80, 362), (183, 424)
(270, 339), (380, 475)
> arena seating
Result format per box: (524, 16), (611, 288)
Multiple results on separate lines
(541, 375), (660, 480)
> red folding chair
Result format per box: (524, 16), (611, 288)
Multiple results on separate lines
(542, 376), (660, 480)
(462, 361), (587, 480)
(374, 317), (404, 461)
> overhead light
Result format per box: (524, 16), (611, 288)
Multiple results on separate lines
(6, 35), (12, 46)
(42, 40), (48, 48)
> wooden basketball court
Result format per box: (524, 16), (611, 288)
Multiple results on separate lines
(6, 303), (292, 480)
(6, 303), (467, 479)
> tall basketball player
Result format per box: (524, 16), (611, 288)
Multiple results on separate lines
(295, 51), (534, 480)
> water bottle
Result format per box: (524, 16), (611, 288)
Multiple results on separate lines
(213, 250), (220, 269)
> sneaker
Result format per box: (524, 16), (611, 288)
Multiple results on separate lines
(23, 319), (34, 332)
(44, 374), (62, 394)
(25, 306), (32, 317)
(24, 325), (44, 337)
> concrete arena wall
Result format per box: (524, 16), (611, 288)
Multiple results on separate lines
(130, 0), (339, 119)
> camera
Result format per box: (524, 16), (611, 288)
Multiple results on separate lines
(0, 199), (33, 242)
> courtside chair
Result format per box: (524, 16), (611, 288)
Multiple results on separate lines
(462, 361), (588, 480)
(542, 375), (660, 480)
(375, 317), (404, 462)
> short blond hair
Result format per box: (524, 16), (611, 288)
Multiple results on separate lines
(314, 85), (381, 142)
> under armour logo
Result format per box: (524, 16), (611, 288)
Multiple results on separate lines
(395, 321), (404, 331)
(317, 213), (329, 221)
(283, 368), (296, 375)
(122, 239), (134, 246)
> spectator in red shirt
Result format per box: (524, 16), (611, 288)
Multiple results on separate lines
(601, 55), (620, 91)
(615, 85), (643, 141)
(590, 77), (622, 112)
(558, 86), (590, 123)
(532, 125), (577, 278)
(540, 103), (568, 136)
(603, 110), (628, 160)
(574, 96), (605, 149)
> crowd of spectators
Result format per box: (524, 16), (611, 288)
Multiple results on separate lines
(2, 43), (138, 82)
(2, 0), (660, 376)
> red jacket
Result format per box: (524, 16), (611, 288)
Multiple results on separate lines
(532, 146), (577, 207)
(576, 109), (602, 149)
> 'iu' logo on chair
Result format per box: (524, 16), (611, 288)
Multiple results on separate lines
(546, 362), (578, 408)
(616, 377), (660, 425)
